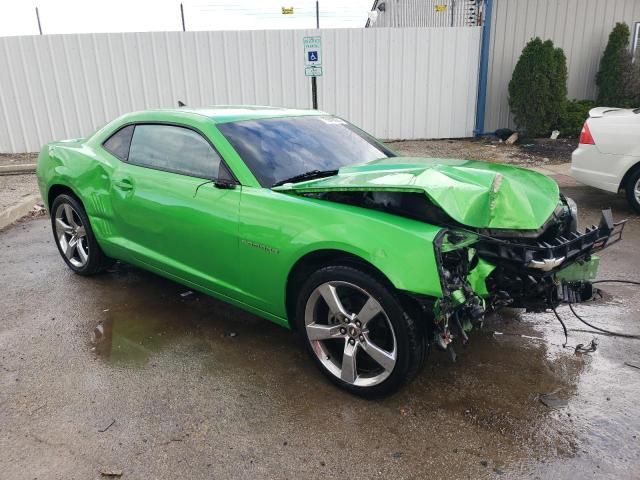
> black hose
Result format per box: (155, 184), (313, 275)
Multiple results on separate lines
(592, 279), (640, 286)
(551, 306), (568, 347)
(568, 303), (640, 339)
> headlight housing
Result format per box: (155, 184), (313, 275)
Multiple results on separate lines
(565, 196), (578, 232)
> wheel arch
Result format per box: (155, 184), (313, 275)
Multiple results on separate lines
(284, 249), (424, 330)
(47, 183), (82, 210)
(620, 161), (640, 191)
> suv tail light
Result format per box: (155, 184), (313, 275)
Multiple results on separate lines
(579, 121), (595, 145)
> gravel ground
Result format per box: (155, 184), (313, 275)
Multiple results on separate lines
(0, 152), (38, 167)
(387, 138), (577, 166)
(0, 174), (40, 212)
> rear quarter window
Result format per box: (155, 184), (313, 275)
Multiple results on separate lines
(102, 125), (134, 161)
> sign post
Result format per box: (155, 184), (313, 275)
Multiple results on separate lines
(303, 35), (322, 109)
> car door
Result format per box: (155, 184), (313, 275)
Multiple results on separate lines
(108, 123), (243, 300)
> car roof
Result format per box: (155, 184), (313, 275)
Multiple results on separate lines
(145, 105), (328, 124)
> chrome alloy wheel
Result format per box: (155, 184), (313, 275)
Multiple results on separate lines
(635, 177), (640, 205)
(304, 281), (398, 387)
(54, 203), (89, 268)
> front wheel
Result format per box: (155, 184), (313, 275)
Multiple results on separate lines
(625, 169), (640, 214)
(50, 194), (111, 275)
(296, 265), (426, 397)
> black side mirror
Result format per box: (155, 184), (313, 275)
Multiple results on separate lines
(214, 179), (237, 190)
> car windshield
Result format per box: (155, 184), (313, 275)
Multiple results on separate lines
(217, 115), (395, 187)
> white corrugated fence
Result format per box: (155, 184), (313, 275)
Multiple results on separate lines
(0, 27), (481, 153)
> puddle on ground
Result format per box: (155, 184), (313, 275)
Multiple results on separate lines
(514, 286), (640, 476)
(88, 267), (202, 365)
(87, 264), (294, 369)
(394, 308), (585, 458)
(90, 312), (190, 366)
(84, 262), (640, 475)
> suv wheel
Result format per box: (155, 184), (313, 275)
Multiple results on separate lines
(51, 194), (111, 275)
(296, 265), (426, 397)
(625, 169), (640, 214)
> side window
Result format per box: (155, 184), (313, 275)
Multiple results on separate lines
(128, 124), (221, 179)
(102, 125), (134, 160)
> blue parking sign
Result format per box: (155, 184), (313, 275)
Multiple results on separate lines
(303, 36), (322, 69)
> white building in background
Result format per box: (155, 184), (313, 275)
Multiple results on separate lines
(366, 0), (640, 130)
(366, 0), (481, 28)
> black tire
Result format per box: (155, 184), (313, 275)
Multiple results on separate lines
(295, 265), (426, 397)
(50, 194), (111, 275)
(625, 169), (640, 214)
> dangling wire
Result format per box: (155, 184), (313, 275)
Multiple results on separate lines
(592, 279), (640, 286)
(503, 279), (639, 350)
(563, 278), (640, 339)
(568, 303), (640, 339)
(551, 306), (568, 347)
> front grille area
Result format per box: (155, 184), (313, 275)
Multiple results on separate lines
(475, 209), (624, 274)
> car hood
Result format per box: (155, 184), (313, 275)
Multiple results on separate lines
(273, 157), (560, 230)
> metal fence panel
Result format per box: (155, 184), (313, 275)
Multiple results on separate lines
(484, 0), (640, 131)
(0, 27), (481, 153)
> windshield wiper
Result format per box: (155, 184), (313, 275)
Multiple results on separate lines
(272, 169), (339, 187)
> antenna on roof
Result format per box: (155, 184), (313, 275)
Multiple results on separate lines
(178, 100), (186, 107)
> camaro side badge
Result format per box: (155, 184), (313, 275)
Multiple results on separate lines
(241, 239), (280, 255)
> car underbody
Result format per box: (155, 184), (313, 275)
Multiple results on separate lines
(302, 189), (625, 355)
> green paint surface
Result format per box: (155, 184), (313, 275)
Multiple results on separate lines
(276, 156), (560, 230)
(36, 107), (565, 330)
(555, 256), (600, 282)
(467, 258), (496, 297)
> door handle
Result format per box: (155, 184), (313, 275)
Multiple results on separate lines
(113, 177), (134, 191)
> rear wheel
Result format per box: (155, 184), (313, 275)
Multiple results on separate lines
(296, 265), (426, 397)
(51, 194), (111, 275)
(625, 169), (640, 214)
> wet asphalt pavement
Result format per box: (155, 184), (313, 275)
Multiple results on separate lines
(1, 185), (640, 479)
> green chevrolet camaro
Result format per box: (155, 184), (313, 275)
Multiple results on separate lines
(37, 106), (623, 396)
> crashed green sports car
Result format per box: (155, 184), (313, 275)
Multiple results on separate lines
(37, 106), (623, 396)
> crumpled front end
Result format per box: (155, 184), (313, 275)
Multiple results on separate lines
(477, 208), (623, 309)
(425, 200), (624, 355)
(276, 158), (626, 353)
(429, 230), (489, 355)
(274, 157), (563, 231)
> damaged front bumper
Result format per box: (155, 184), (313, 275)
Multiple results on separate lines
(426, 209), (625, 354)
(477, 209), (624, 309)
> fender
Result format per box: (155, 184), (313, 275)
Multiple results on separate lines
(285, 221), (443, 298)
(236, 187), (444, 319)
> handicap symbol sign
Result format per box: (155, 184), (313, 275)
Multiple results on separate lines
(303, 36), (322, 68)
